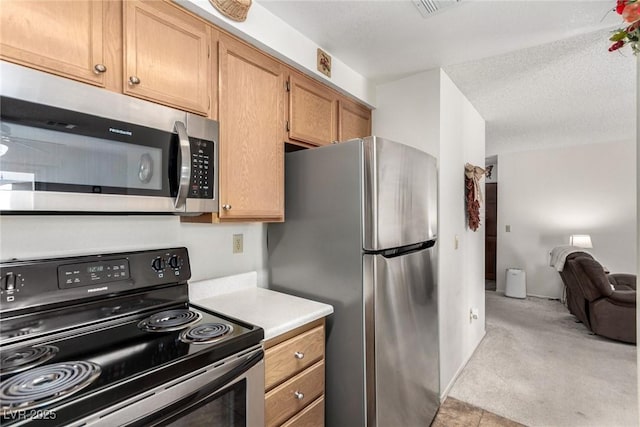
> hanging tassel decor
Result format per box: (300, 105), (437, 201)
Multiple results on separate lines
(464, 163), (485, 231)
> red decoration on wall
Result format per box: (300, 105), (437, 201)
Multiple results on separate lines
(465, 163), (485, 231)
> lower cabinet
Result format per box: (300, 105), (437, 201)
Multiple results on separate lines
(281, 396), (324, 427)
(264, 320), (325, 427)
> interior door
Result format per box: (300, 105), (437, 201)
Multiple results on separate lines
(485, 183), (497, 281)
(364, 246), (439, 427)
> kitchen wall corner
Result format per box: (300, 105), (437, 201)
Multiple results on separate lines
(0, 215), (268, 287)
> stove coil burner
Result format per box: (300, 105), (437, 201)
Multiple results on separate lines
(0, 361), (101, 415)
(138, 309), (202, 332)
(0, 345), (59, 376)
(180, 323), (233, 344)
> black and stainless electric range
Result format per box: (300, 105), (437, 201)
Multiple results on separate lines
(0, 247), (265, 426)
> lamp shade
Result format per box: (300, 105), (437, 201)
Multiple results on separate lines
(570, 234), (593, 248)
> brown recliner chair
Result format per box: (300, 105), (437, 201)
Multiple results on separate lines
(559, 252), (636, 344)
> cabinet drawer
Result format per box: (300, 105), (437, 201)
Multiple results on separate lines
(281, 395), (324, 427)
(265, 361), (324, 427)
(265, 325), (324, 390)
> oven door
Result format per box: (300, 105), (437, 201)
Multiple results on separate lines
(77, 346), (264, 427)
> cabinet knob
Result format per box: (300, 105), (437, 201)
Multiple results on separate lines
(293, 391), (304, 400)
(294, 351), (304, 359)
(94, 64), (107, 74)
(129, 76), (141, 85)
(222, 204), (232, 210)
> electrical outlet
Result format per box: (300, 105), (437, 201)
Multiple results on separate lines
(232, 234), (243, 254)
(506, 225), (511, 232)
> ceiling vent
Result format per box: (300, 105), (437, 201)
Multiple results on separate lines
(412, 0), (463, 18)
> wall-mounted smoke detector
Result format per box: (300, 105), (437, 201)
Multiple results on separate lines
(412, 0), (463, 18)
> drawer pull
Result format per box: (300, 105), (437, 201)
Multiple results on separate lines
(294, 391), (304, 400)
(294, 351), (304, 359)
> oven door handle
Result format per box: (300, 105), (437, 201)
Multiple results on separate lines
(128, 348), (264, 427)
(174, 120), (191, 210)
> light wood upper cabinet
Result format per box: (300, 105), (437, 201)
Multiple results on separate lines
(288, 73), (338, 146)
(124, 0), (211, 116)
(338, 97), (372, 142)
(0, 0), (110, 87)
(218, 34), (284, 221)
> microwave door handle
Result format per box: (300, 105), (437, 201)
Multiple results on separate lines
(174, 121), (191, 210)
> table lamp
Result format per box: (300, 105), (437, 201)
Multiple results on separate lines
(570, 234), (593, 248)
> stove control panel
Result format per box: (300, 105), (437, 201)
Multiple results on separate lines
(58, 259), (131, 289)
(0, 247), (191, 313)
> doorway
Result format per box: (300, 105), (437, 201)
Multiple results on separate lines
(485, 182), (497, 290)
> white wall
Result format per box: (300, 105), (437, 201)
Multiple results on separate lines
(178, 0), (375, 107)
(373, 69), (486, 398)
(497, 140), (636, 298)
(0, 216), (268, 286)
(438, 71), (486, 397)
(373, 69), (440, 157)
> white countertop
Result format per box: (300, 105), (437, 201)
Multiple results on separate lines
(189, 273), (333, 341)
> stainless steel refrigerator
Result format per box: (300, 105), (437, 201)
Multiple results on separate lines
(268, 136), (439, 427)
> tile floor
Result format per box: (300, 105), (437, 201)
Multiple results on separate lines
(432, 397), (525, 427)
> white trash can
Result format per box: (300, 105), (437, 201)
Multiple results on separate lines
(505, 268), (526, 299)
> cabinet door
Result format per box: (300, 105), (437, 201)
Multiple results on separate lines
(218, 35), (284, 221)
(124, 0), (211, 115)
(288, 73), (337, 146)
(0, 0), (106, 87)
(338, 97), (372, 142)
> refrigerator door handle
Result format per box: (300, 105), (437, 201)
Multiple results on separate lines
(375, 239), (437, 258)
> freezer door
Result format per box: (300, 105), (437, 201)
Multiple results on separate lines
(364, 246), (439, 427)
(362, 137), (437, 251)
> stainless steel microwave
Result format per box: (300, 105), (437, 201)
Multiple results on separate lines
(0, 61), (218, 215)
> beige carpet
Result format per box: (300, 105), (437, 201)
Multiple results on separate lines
(449, 291), (637, 427)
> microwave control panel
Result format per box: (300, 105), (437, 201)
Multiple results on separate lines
(189, 139), (214, 199)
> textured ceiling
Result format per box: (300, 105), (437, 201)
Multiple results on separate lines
(257, 0), (621, 83)
(445, 28), (636, 155)
(256, 0), (635, 154)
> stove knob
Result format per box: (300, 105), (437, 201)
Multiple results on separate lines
(151, 257), (166, 272)
(4, 273), (16, 290)
(168, 255), (182, 269)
